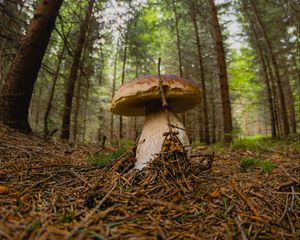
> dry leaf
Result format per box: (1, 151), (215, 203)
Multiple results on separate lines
(0, 185), (9, 195)
(210, 191), (220, 198)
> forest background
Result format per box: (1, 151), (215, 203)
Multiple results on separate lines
(0, 0), (299, 146)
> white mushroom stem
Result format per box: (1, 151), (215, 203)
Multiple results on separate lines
(135, 110), (190, 170)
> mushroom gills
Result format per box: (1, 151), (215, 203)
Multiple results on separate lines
(135, 110), (190, 170)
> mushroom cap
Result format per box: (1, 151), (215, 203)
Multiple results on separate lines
(111, 74), (201, 116)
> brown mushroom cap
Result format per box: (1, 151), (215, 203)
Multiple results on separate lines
(111, 74), (201, 116)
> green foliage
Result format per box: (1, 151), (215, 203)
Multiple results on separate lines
(210, 135), (300, 156)
(240, 157), (275, 175)
(258, 160), (275, 175)
(88, 148), (127, 167)
(233, 135), (268, 151)
(119, 139), (134, 149)
(233, 135), (300, 154)
(240, 157), (256, 172)
(88, 139), (134, 167)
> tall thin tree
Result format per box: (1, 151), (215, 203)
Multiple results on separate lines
(44, 38), (68, 137)
(61, 0), (95, 140)
(207, 0), (233, 144)
(110, 37), (120, 145)
(241, 1), (277, 137)
(173, 0), (186, 125)
(119, 30), (129, 140)
(191, 6), (210, 144)
(249, 0), (290, 135)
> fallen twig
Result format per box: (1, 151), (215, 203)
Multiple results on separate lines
(231, 179), (260, 217)
(280, 166), (300, 184)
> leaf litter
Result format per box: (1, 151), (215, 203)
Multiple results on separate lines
(0, 124), (299, 239)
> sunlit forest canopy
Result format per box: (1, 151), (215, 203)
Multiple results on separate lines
(0, 0), (299, 144)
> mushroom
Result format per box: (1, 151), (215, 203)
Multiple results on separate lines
(111, 74), (201, 170)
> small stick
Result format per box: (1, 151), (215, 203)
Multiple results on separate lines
(290, 186), (295, 210)
(279, 194), (290, 222)
(231, 179), (260, 217)
(280, 166), (300, 184)
(273, 191), (300, 195)
(235, 216), (248, 240)
(70, 168), (94, 189)
(276, 180), (296, 191)
(158, 57), (172, 135)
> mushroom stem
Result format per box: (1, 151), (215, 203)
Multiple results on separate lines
(135, 110), (190, 170)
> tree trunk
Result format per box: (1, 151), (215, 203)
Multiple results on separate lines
(61, 0), (94, 140)
(282, 68), (297, 133)
(198, 106), (204, 142)
(207, 0), (233, 144)
(43, 40), (67, 137)
(173, 0), (183, 77)
(110, 38), (120, 145)
(249, 0), (290, 135)
(260, 59), (277, 137)
(241, 1), (277, 138)
(82, 79), (90, 142)
(0, 0), (63, 132)
(173, 0), (186, 126)
(191, 9), (210, 144)
(119, 31), (128, 140)
(211, 98), (217, 143)
(291, 55), (300, 88)
(34, 80), (44, 129)
(0, 49), (3, 90)
(73, 72), (83, 142)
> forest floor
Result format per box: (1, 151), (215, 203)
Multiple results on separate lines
(0, 123), (299, 240)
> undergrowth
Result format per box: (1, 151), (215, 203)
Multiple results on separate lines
(209, 135), (300, 153)
(88, 139), (134, 167)
(240, 157), (275, 175)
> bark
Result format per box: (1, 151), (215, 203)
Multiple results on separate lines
(268, 65), (282, 135)
(211, 98), (217, 143)
(291, 55), (300, 88)
(249, 0), (290, 135)
(173, 0), (183, 77)
(110, 38), (119, 145)
(73, 26), (92, 142)
(260, 59), (277, 137)
(173, 1), (185, 126)
(82, 79), (90, 142)
(0, 0), (63, 132)
(34, 80), (44, 128)
(43, 41), (67, 137)
(191, 9), (210, 144)
(72, 72), (83, 142)
(282, 68), (297, 133)
(207, 0), (233, 144)
(198, 106), (204, 142)
(119, 31), (128, 140)
(132, 63), (139, 140)
(0, 49), (3, 89)
(61, 0), (94, 140)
